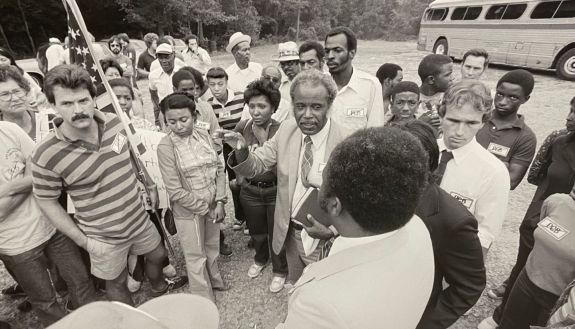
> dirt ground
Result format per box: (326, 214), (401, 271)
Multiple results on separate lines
(1, 40), (574, 329)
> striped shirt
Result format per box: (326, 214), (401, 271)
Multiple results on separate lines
(207, 88), (246, 130)
(31, 110), (149, 244)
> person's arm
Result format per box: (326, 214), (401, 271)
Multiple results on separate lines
(157, 141), (209, 214)
(199, 48), (212, 66)
(137, 53), (150, 79)
(124, 58), (134, 78)
(475, 168), (511, 252)
(527, 130), (566, 185)
(0, 166), (31, 219)
(366, 80), (386, 127)
(221, 128), (279, 178)
(507, 133), (537, 190)
(417, 216), (486, 329)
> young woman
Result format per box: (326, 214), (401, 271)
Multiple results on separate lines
(235, 78), (288, 293)
(157, 92), (228, 302)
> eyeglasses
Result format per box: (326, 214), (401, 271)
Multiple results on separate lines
(0, 89), (26, 102)
(262, 75), (281, 84)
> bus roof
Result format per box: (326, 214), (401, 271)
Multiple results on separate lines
(429, 0), (538, 8)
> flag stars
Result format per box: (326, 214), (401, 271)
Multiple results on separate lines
(68, 27), (79, 40)
(75, 46), (82, 55)
(81, 47), (90, 56)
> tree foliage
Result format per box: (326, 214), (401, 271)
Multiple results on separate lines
(1, 0), (430, 57)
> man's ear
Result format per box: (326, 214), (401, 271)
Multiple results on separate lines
(426, 75), (435, 86)
(327, 196), (343, 217)
(348, 49), (356, 60)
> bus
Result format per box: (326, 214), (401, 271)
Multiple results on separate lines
(417, 0), (575, 80)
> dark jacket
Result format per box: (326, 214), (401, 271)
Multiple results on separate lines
(415, 184), (486, 329)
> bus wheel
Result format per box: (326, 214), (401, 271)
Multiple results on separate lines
(556, 48), (575, 81)
(433, 39), (448, 55)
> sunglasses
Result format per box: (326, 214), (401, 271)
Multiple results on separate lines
(262, 75), (281, 84)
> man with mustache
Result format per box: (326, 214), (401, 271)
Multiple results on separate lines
(436, 79), (510, 258)
(324, 27), (385, 132)
(107, 36), (134, 83)
(31, 65), (187, 306)
(220, 69), (351, 285)
(225, 32), (263, 93)
(273, 42), (300, 122)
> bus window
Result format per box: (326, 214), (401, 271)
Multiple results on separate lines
(465, 7), (482, 20)
(486, 4), (507, 19)
(531, 1), (560, 19)
(451, 7), (466, 20)
(429, 8), (448, 21)
(555, 0), (575, 18)
(503, 4), (527, 19)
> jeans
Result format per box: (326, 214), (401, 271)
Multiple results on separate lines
(240, 183), (288, 276)
(0, 231), (96, 326)
(499, 269), (559, 329)
(493, 205), (539, 323)
(223, 143), (245, 222)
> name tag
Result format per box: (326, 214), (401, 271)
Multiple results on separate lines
(346, 108), (366, 118)
(219, 110), (231, 119)
(538, 217), (569, 240)
(487, 143), (510, 157)
(194, 120), (210, 130)
(111, 133), (127, 154)
(318, 162), (327, 173)
(449, 192), (474, 209)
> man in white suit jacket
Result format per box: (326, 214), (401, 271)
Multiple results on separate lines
(277, 127), (435, 329)
(222, 70), (351, 284)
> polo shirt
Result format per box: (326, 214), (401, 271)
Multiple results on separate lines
(148, 63), (183, 103)
(225, 62), (263, 93)
(207, 89), (247, 130)
(438, 137), (510, 248)
(31, 111), (149, 244)
(330, 67), (385, 132)
(137, 50), (155, 72)
(476, 114), (537, 167)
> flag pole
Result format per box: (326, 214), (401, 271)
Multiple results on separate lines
(63, 0), (175, 257)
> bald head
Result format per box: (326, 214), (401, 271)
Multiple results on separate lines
(262, 65), (282, 89)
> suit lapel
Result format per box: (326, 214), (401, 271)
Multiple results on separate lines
(288, 128), (302, 208)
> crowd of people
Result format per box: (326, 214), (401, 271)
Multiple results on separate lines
(0, 24), (574, 329)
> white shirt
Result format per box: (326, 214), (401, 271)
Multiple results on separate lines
(181, 47), (212, 74)
(438, 137), (510, 248)
(329, 225), (400, 256)
(331, 67), (385, 133)
(225, 62), (263, 93)
(148, 63), (183, 102)
(149, 57), (185, 74)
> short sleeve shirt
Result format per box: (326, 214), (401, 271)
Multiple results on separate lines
(137, 51), (156, 72)
(476, 115), (537, 166)
(31, 111), (149, 244)
(0, 122), (55, 255)
(225, 62), (263, 93)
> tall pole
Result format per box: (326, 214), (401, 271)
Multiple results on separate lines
(296, 0), (301, 42)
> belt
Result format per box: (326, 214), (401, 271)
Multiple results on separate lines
(246, 180), (277, 188)
(290, 221), (304, 231)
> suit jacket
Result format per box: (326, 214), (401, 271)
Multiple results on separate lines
(415, 184), (486, 329)
(230, 118), (350, 254)
(276, 216), (435, 329)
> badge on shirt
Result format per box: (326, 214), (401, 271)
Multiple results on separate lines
(346, 108), (366, 118)
(219, 110), (232, 119)
(487, 143), (510, 157)
(538, 217), (570, 240)
(194, 120), (210, 130)
(111, 133), (127, 154)
(449, 192), (474, 209)
(318, 162), (327, 173)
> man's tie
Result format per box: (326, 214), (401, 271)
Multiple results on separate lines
(435, 150), (454, 185)
(301, 135), (313, 188)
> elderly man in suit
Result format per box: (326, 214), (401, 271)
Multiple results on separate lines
(398, 120), (486, 329)
(220, 69), (351, 284)
(276, 127), (434, 329)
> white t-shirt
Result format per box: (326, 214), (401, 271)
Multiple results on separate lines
(0, 122), (55, 255)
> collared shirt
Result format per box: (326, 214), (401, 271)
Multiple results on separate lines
(225, 62), (263, 93)
(329, 224), (401, 256)
(331, 67), (385, 132)
(292, 120), (331, 215)
(476, 114), (537, 166)
(31, 111), (149, 244)
(181, 47), (212, 74)
(438, 137), (510, 248)
(148, 63), (183, 102)
(208, 88), (249, 129)
(137, 50), (156, 72)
